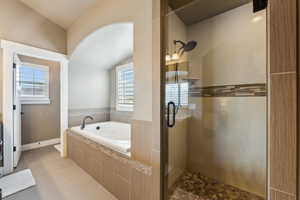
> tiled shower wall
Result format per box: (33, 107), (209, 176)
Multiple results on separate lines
(269, 0), (298, 198)
(186, 3), (267, 197)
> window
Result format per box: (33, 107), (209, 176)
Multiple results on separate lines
(116, 63), (134, 111)
(17, 63), (50, 104)
(166, 82), (189, 106)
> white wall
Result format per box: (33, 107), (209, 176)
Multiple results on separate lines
(68, 64), (110, 109)
(67, 0), (153, 121)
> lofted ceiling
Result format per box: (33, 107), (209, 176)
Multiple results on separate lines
(19, 0), (98, 29)
(69, 23), (133, 70)
(169, 0), (251, 25)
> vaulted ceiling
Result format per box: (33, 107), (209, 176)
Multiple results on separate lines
(19, 0), (98, 29)
(69, 23), (134, 70)
(20, 0), (252, 29)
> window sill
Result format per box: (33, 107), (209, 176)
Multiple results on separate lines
(20, 99), (51, 105)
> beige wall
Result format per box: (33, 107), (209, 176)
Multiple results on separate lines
(18, 55), (60, 145)
(67, 0), (153, 121)
(0, 0), (66, 54)
(0, 0), (66, 113)
(186, 3), (267, 197)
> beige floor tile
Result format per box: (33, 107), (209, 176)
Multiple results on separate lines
(4, 146), (117, 200)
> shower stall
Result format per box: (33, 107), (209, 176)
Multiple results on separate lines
(162, 0), (268, 199)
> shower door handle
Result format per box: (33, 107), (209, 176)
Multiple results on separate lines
(167, 101), (176, 128)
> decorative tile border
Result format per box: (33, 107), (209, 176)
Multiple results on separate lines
(189, 83), (266, 97)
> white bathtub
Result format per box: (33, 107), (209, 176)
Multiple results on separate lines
(71, 121), (131, 155)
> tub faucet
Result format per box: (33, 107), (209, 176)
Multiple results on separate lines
(81, 116), (94, 130)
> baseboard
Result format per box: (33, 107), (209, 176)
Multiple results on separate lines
(22, 138), (60, 151)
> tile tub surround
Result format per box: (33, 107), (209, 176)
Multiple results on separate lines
(67, 130), (154, 200)
(168, 172), (265, 200)
(68, 108), (110, 127)
(189, 83), (266, 97)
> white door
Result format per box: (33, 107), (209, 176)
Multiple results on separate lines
(13, 62), (22, 167)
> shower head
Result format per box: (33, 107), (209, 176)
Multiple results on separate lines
(183, 40), (197, 52)
(174, 40), (197, 56)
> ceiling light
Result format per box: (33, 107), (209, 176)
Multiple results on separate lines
(165, 54), (171, 62)
(172, 53), (179, 61)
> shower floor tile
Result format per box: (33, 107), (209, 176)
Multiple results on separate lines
(169, 172), (265, 200)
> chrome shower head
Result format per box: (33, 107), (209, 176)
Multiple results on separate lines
(183, 40), (197, 52)
(174, 40), (197, 56)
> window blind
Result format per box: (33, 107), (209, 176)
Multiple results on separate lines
(117, 64), (134, 111)
(166, 82), (189, 106)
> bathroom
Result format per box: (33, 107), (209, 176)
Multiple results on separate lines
(0, 0), (298, 199)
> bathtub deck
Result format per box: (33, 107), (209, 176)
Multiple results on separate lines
(168, 172), (265, 200)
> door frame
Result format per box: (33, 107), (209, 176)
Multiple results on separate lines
(0, 40), (69, 175)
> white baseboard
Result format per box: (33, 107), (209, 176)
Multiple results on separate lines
(22, 138), (60, 151)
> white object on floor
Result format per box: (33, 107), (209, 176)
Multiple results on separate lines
(22, 138), (60, 151)
(0, 169), (36, 197)
(54, 144), (61, 152)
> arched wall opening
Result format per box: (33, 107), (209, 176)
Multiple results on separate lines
(68, 22), (134, 127)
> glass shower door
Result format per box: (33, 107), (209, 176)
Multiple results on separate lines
(162, 0), (268, 199)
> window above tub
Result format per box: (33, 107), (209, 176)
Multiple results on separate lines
(116, 63), (134, 112)
(17, 63), (50, 104)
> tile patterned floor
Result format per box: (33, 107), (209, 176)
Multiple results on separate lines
(4, 146), (117, 200)
(169, 172), (265, 200)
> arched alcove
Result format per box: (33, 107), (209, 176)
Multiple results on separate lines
(68, 23), (134, 125)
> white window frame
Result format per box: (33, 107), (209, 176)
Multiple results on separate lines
(116, 63), (134, 112)
(17, 62), (51, 104)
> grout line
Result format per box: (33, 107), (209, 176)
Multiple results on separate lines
(270, 187), (296, 197)
(270, 71), (296, 75)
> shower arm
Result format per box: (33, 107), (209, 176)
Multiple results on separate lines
(174, 40), (185, 57)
